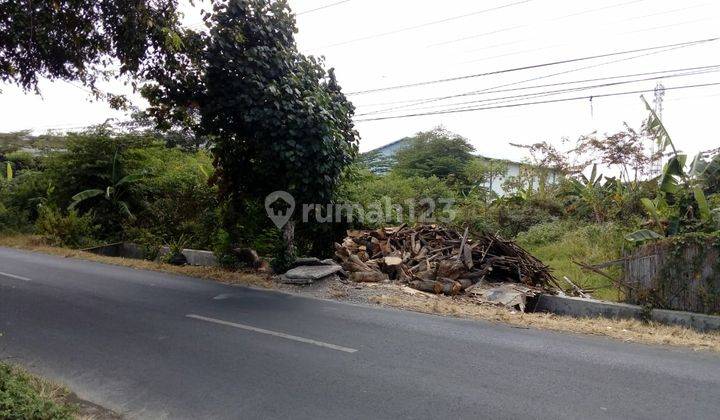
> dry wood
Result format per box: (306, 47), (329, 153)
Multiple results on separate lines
(350, 271), (388, 283)
(335, 225), (555, 297)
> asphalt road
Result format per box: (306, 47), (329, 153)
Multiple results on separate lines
(1, 247), (719, 419)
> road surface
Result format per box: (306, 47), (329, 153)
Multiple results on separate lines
(0, 247), (718, 419)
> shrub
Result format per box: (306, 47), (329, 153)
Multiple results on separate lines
(124, 227), (162, 260)
(485, 197), (563, 238)
(0, 363), (76, 420)
(4, 151), (40, 172)
(515, 220), (579, 246)
(35, 206), (95, 248)
(213, 229), (241, 269)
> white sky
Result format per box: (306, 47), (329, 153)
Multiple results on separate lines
(1, 0), (719, 161)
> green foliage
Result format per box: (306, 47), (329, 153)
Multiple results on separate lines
(125, 227), (162, 261)
(463, 158), (507, 201)
(270, 239), (297, 274)
(68, 149), (143, 225)
(213, 229), (241, 269)
(482, 197), (564, 238)
(162, 234), (192, 265)
(129, 146), (217, 248)
(0, 131), (68, 155)
(628, 99), (720, 238)
(4, 150), (39, 173)
(0, 363), (76, 420)
(144, 0), (359, 211)
(517, 221), (630, 301)
(624, 229), (663, 243)
(393, 128), (475, 179)
(0, 0), (185, 95)
(35, 206), (95, 249)
(359, 149), (397, 174)
(338, 170), (459, 227)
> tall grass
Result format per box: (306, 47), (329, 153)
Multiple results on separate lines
(517, 221), (630, 301)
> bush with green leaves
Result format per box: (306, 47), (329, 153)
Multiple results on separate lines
(129, 146), (218, 249)
(393, 128), (475, 179)
(212, 229), (241, 269)
(338, 169), (459, 227)
(0, 363), (77, 420)
(35, 206), (95, 248)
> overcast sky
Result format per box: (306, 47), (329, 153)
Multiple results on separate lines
(1, 0), (719, 161)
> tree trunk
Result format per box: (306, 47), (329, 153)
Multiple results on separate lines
(282, 220), (295, 256)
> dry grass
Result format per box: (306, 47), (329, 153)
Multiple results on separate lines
(2, 234), (719, 353)
(8, 363), (69, 405)
(368, 292), (720, 353)
(0, 235), (273, 289)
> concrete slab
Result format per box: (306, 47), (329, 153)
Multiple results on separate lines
(285, 265), (344, 280)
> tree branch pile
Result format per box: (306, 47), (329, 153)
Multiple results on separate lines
(334, 225), (556, 300)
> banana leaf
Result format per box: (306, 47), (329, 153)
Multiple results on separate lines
(68, 189), (104, 210)
(659, 155), (686, 194)
(625, 229), (663, 243)
(642, 96), (676, 154)
(694, 186), (711, 222)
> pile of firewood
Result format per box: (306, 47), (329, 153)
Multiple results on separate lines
(334, 225), (556, 296)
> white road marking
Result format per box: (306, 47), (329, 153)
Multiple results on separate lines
(0, 272), (31, 282)
(186, 314), (358, 354)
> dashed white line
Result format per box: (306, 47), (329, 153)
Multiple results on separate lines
(0, 272), (31, 282)
(186, 314), (358, 354)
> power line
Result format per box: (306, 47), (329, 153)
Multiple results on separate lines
(552, 0), (648, 20)
(427, 25), (526, 48)
(297, 0), (352, 16)
(355, 67), (720, 116)
(310, 0), (533, 50)
(427, 0), (649, 48)
(184, 0), (354, 29)
(355, 64), (720, 109)
(458, 14), (717, 66)
(615, 3), (707, 23)
(346, 37), (719, 95)
(357, 41), (716, 113)
(354, 81), (720, 122)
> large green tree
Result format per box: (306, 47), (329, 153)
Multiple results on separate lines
(0, 0), (185, 96)
(393, 128), (475, 179)
(143, 0), (358, 253)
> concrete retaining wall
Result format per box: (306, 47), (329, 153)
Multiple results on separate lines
(535, 294), (720, 332)
(86, 242), (218, 267)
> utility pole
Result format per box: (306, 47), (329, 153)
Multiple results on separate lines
(650, 82), (665, 177)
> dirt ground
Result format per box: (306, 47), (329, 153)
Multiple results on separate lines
(2, 235), (719, 353)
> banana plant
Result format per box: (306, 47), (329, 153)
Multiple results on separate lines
(563, 164), (612, 222)
(629, 97), (718, 241)
(68, 150), (143, 221)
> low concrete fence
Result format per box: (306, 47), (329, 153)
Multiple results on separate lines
(85, 242), (219, 267)
(534, 294), (720, 332)
(622, 235), (720, 315)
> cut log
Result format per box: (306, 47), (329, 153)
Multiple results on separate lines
(409, 279), (462, 295)
(350, 271), (388, 283)
(383, 256), (403, 266)
(437, 260), (466, 280)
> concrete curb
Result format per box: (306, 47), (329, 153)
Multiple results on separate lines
(86, 242), (219, 267)
(535, 294), (720, 332)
